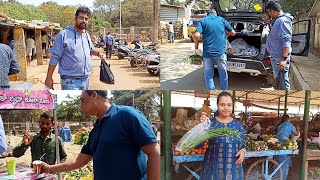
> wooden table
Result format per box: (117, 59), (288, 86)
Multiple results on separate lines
(305, 150), (320, 180)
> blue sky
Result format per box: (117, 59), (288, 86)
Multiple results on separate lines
(15, 0), (94, 8)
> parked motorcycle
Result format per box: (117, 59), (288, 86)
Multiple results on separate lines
(146, 52), (160, 76)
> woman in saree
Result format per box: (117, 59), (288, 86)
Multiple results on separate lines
(276, 114), (300, 180)
(199, 91), (247, 180)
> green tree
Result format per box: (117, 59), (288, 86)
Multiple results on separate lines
(39, 2), (64, 25)
(0, 2), (47, 21)
(0, 110), (46, 123)
(110, 90), (160, 121)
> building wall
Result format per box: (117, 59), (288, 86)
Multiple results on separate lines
(160, 6), (185, 23)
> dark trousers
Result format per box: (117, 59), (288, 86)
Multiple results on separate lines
(106, 44), (113, 59)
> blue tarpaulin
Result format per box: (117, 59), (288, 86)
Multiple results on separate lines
(59, 125), (72, 142)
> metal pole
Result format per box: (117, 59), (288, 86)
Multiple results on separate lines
(53, 109), (61, 180)
(284, 90), (288, 115)
(245, 94), (248, 123)
(300, 90), (310, 180)
(119, 0), (122, 35)
(277, 98), (280, 117)
(163, 90), (172, 180)
(132, 93), (135, 108)
(232, 90), (235, 114)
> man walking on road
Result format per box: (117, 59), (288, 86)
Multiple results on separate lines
(193, 9), (236, 90)
(40, 90), (160, 180)
(168, 22), (174, 43)
(44, 6), (104, 90)
(0, 43), (20, 90)
(263, 1), (293, 90)
(105, 32), (114, 59)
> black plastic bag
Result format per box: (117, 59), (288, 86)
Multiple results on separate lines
(274, 70), (286, 90)
(100, 59), (114, 84)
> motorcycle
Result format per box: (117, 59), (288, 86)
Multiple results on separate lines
(146, 52), (160, 76)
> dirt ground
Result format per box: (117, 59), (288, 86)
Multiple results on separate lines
(0, 135), (82, 167)
(310, 47), (320, 59)
(15, 46), (159, 90)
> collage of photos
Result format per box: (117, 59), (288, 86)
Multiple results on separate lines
(0, 0), (320, 180)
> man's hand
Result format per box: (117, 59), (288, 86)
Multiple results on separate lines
(97, 52), (104, 60)
(23, 131), (32, 145)
(235, 149), (246, 164)
(44, 77), (54, 89)
(195, 43), (199, 49)
(262, 13), (271, 23)
(40, 162), (51, 173)
(279, 59), (286, 71)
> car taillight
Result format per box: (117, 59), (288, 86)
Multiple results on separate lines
(266, 59), (271, 66)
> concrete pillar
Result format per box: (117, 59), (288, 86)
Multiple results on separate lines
(130, 26), (135, 42)
(315, 23), (320, 48)
(9, 27), (27, 81)
(35, 28), (43, 65)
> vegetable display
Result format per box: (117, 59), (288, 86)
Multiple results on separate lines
(74, 131), (90, 145)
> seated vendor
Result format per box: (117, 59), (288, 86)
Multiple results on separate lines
(12, 113), (67, 166)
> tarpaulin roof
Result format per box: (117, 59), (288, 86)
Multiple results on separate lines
(175, 90), (320, 106)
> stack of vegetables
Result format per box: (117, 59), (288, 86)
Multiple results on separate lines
(283, 140), (298, 150)
(246, 134), (299, 151)
(74, 128), (90, 145)
(62, 162), (93, 180)
(174, 140), (209, 156)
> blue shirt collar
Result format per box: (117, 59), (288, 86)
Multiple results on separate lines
(103, 103), (116, 118)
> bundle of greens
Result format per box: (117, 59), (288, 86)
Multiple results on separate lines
(177, 126), (243, 153)
(182, 53), (203, 64)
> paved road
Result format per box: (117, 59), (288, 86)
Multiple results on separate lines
(10, 48), (160, 90)
(160, 40), (274, 90)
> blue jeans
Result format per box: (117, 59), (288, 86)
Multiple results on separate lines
(271, 56), (290, 90)
(61, 77), (89, 90)
(203, 54), (228, 90)
(169, 32), (174, 43)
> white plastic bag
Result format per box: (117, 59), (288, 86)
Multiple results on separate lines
(176, 118), (210, 152)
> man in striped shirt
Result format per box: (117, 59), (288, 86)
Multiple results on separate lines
(0, 43), (20, 90)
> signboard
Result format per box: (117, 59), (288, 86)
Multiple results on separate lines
(0, 90), (54, 109)
(194, 90), (210, 98)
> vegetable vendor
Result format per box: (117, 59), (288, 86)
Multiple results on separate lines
(199, 91), (246, 180)
(12, 113), (67, 166)
(276, 114), (300, 180)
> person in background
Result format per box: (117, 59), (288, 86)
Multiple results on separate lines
(0, 115), (7, 154)
(42, 33), (48, 55)
(275, 114), (300, 180)
(105, 32), (114, 59)
(12, 113), (67, 166)
(26, 35), (35, 66)
(7, 35), (16, 54)
(0, 43), (20, 90)
(168, 22), (174, 43)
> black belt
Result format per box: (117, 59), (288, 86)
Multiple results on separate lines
(60, 75), (88, 80)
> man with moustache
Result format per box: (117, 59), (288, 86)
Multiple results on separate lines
(12, 113), (67, 166)
(44, 6), (104, 90)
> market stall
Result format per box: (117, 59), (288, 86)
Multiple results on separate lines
(161, 90), (320, 180)
(0, 90), (59, 180)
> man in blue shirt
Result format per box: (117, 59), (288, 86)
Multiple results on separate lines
(44, 6), (104, 90)
(263, 1), (293, 90)
(0, 115), (7, 154)
(105, 32), (114, 59)
(41, 90), (160, 180)
(0, 43), (20, 90)
(193, 9), (236, 90)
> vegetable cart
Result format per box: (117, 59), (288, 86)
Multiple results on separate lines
(172, 149), (299, 180)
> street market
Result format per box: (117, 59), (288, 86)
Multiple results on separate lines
(161, 90), (320, 180)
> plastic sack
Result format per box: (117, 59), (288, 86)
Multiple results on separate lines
(176, 119), (211, 152)
(230, 38), (250, 54)
(275, 70), (286, 90)
(100, 59), (115, 84)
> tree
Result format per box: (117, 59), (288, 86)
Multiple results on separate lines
(0, 110), (46, 123)
(0, 2), (47, 21)
(93, 0), (119, 20)
(110, 90), (160, 121)
(39, 2), (64, 25)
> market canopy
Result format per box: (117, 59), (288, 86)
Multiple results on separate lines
(0, 90), (55, 109)
(176, 90), (320, 106)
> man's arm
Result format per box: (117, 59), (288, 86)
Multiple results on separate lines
(141, 142), (160, 180)
(42, 153), (92, 173)
(8, 48), (20, 75)
(193, 32), (201, 49)
(12, 141), (29, 158)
